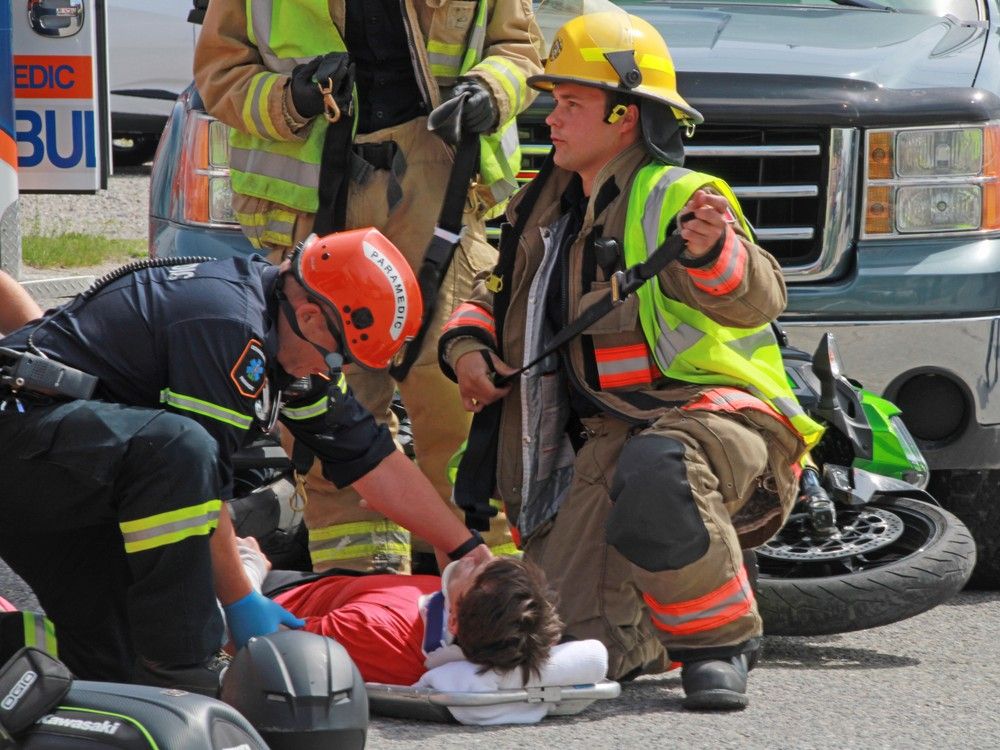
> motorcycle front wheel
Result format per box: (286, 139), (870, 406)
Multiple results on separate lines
(755, 495), (976, 636)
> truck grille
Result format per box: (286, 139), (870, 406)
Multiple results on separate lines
(515, 119), (850, 279)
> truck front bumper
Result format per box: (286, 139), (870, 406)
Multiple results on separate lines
(781, 315), (1000, 472)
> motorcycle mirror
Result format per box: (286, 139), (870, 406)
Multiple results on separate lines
(811, 333), (843, 414)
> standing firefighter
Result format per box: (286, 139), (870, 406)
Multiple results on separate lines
(195, 0), (544, 573)
(439, 12), (823, 710)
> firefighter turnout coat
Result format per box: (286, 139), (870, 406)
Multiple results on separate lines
(440, 142), (812, 678)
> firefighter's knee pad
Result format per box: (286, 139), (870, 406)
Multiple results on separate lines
(606, 434), (710, 572)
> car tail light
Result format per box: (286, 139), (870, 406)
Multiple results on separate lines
(173, 111), (237, 227)
(862, 123), (1000, 237)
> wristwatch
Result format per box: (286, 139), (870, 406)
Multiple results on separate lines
(447, 530), (485, 561)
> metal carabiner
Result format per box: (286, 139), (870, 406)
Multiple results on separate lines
(317, 78), (341, 123)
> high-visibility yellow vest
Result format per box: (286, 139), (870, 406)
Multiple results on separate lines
(623, 163), (825, 447)
(230, 0), (525, 245)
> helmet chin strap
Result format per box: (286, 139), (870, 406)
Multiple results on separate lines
(275, 276), (345, 371)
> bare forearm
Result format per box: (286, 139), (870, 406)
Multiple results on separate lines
(211, 509), (253, 606)
(0, 272), (42, 333)
(352, 451), (472, 553)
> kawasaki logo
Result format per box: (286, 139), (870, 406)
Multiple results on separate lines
(1, 670), (36, 710)
(38, 715), (122, 735)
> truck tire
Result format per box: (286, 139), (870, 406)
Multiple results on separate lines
(928, 468), (1000, 589)
(756, 496), (976, 636)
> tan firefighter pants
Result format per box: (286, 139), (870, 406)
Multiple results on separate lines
(524, 407), (787, 680)
(267, 116), (514, 572)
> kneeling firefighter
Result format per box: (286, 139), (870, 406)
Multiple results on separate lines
(439, 12), (823, 710)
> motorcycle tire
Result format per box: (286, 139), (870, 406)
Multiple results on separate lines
(755, 495), (976, 636)
(927, 468), (1000, 589)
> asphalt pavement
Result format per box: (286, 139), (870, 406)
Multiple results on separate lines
(2, 553), (998, 749)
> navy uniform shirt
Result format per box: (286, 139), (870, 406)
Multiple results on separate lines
(0, 256), (394, 497)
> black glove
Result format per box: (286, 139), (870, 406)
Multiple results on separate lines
(290, 52), (353, 120)
(450, 79), (498, 134)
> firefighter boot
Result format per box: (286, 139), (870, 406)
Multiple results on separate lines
(133, 650), (232, 697)
(680, 651), (753, 711)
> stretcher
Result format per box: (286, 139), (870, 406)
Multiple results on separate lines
(365, 638), (621, 725)
(366, 678), (621, 724)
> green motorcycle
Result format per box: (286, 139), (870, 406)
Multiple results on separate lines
(755, 331), (977, 635)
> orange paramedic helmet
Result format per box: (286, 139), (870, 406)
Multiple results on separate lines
(292, 227), (422, 370)
(528, 11), (703, 126)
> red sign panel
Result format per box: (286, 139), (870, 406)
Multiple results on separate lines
(13, 55), (93, 99)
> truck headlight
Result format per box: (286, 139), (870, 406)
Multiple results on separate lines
(863, 123), (1000, 237)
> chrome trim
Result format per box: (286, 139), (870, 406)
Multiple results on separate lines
(756, 227), (815, 241)
(734, 185), (819, 199)
(784, 128), (857, 281)
(685, 145), (822, 158)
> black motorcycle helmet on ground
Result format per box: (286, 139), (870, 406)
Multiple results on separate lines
(219, 630), (368, 750)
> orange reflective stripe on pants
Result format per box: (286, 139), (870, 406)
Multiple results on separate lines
(643, 566), (754, 636)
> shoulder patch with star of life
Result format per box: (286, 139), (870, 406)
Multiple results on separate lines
(231, 339), (267, 398)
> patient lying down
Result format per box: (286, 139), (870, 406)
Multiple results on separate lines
(238, 538), (582, 687)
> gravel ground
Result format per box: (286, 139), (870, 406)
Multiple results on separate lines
(15, 167), (153, 301)
(17, 165), (151, 243)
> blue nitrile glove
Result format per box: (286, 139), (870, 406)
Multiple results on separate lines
(223, 590), (306, 650)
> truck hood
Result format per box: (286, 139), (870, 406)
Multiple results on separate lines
(616, 4), (987, 90)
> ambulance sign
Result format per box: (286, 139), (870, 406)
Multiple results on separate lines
(13, 1), (109, 192)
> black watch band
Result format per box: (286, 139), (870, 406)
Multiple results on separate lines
(447, 530), (485, 561)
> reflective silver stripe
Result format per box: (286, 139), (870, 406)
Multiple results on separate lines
(642, 167), (693, 253)
(477, 58), (524, 114)
(652, 311), (703, 369)
(120, 507), (221, 551)
(281, 396), (328, 421)
(247, 73), (277, 139)
(250, 0), (309, 72)
(307, 522), (411, 564)
(499, 121), (518, 157)
(596, 354), (651, 378)
(434, 226), (462, 244)
(769, 393), (807, 420)
(466, 20), (486, 64)
(726, 328), (777, 359)
(695, 230), (743, 293)
(428, 50), (463, 75)
(230, 146), (322, 186)
(160, 389), (254, 430)
(455, 308), (494, 328)
(648, 577), (753, 629)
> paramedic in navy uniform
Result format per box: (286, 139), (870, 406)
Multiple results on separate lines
(0, 228), (490, 695)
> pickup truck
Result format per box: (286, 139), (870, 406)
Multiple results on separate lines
(148, 0), (1000, 586)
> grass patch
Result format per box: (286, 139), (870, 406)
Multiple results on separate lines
(22, 233), (146, 268)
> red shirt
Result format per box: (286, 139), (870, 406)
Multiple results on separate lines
(274, 574), (440, 685)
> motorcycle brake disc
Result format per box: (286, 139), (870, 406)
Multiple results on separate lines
(757, 506), (905, 561)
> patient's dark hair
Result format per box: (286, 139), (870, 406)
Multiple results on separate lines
(455, 557), (563, 685)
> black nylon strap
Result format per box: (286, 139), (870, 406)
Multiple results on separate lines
(388, 129), (480, 381)
(312, 114), (356, 236)
(453, 153), (556, 530)
(492, 233), (687, 388)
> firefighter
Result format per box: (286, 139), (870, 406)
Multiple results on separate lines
(194, 0), (544, 573)
(438, 12), (824, 710)
(0, 229), (490, 694)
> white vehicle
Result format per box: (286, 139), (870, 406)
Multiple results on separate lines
(107, 0), (196, 165)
